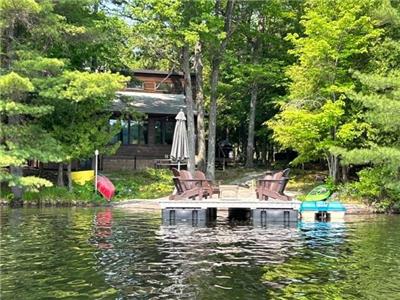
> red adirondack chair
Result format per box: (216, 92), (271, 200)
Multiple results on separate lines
(169, 169), (207, 200)
(256, 169), (291, 201)
(194, 170), (220, 198)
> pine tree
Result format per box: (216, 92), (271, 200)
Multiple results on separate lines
(1, 0), (131, 201)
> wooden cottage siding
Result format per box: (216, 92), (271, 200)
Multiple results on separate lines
(103, 144), (172, 171)
(102, 69), (196, 171)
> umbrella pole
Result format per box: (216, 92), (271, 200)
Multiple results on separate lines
(178, 161), (180, 171)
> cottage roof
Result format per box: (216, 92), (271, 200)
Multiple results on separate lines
(112, 91), (187, 115)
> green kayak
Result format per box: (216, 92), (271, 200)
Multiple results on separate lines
(304, 185), (332, 201)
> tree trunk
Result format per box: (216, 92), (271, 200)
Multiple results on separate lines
(194, 41), (206, 172)
(182, 44), (196, 175)
(67, 162), (72, 192)
(245, 82), (258, 168)
(329, 126), (340, 183)
(341, 165), (348, 182)
(206, 0), (235, 180)
(57, 163), (64, 187)
(206, 60), (219, 179)
(8, 114), (23, 205)
(261, 141), (267, 165)
(327, 153), (340, 183)
(10, 166), (23, 207)
(245, 16), (264, 169)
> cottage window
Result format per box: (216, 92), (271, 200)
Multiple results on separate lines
(121, 119), (129, 144)
(155, 119), (174, 144)
(164, 121), (174, 144)
(109, 119), (120, 144)
(129, 120), (148, 144)
(156, 81), (174, 92)
(127, 78), (144, 90)
(109, 118), (148, 145)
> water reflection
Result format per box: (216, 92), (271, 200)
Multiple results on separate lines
(2, 208), (399, 300)
(299, 221), (347, 248)
(91, 213), (306, 299)
(94, 208), (113, 249)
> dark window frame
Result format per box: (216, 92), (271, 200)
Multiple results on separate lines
(127, 78), (144, 90)
(110, 117), (148, 145)
(155, 117), (175, 145)
(156, 81), (174, 92)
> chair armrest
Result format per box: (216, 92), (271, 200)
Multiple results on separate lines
(257, 177), (289, 183)
(178, 179), (209, 188)
(179, 179), (210, 182)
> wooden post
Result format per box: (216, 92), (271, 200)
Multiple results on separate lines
(94, 150), (99, 194)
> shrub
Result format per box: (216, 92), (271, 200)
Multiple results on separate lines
(339, 167), (400, 212)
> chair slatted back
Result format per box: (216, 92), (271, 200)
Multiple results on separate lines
(173, 177), (184, 194)
(259, 168), (290, 194)
(195, 170), (211, 186)
(278, 169), (290, 193)
(270, 171), (284, 192)
(194, 170), (206, 180)
(180, 170), (195, 190)
(260, 173), (274, 190)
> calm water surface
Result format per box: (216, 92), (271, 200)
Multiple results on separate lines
(1, 207), (399, 299)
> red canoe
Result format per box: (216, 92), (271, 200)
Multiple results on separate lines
(97, 175), (115, 201)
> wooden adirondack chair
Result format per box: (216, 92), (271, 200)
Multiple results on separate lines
(194, 170), (220, 198)
(169, 169), (207, 200)
(256, 168), (291, 201)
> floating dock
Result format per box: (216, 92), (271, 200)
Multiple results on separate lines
(159, 198), (301, 210)
(300, 201), (346, 222)
(160, 198), (302, 225)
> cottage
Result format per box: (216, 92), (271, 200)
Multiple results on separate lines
(102, 70), (195, 171)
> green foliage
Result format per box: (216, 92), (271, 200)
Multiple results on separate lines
(111, 169), (173, 200)
(335, 70), (400, 208)
(0, 71), (60, 191)
(339, 167), (400, 211)
(16, 168), (174, 205)
(2, 0), (399, 208)
(217, 0), (303, 155)
(286, 0), (381, 101)
(40, 71), (127, 103)
(0, 72), (34, 96)
(268, 100), (345, 164)
(22, 183), (105, 205)
(38, 70), (128, 162)
(267, 0), (397, 183)
(0, 0), (132, 201)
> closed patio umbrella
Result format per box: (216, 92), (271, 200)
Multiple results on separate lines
(170, 109), (189, 171)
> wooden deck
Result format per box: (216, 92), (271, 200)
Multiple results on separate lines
(159, 198), (301, 210)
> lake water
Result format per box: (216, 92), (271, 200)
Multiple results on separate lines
(1, 207), (399, 299)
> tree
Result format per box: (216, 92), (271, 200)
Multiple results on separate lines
(0, 71), (63, 205)
(0, 0), (65, 204)
(194, 40), (206, 171)
(206, 0), (235, 179)
(335, 72), (400, 205)
(217, 0), (302, 167)
(1, 0), (132, 200)
(268, 0), (382, 182)
(117, 0), (201, 174)
(39, 70), (128, 190)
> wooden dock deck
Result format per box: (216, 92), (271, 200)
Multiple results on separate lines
(159, 198), (301, 210)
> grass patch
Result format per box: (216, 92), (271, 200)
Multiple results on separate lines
(105, 168), (173, 200)
(22, 184), (106, 205)
(286, 169), (327, 194)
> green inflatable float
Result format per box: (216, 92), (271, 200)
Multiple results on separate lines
(304, 185), (332, 201)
